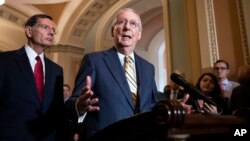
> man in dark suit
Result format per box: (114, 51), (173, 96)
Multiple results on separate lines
(0, 14), (69, 141)
(65, 8), (190, 140)
(230, 65), (250, 113)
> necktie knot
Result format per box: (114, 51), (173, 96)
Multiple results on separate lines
(124, 56), (132, 64)
(36, 56), (41, 61)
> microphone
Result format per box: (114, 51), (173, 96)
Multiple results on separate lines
(170, 73), (222, 113)
(170, 73), (206, 100)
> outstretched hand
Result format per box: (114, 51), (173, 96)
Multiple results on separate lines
(178, 94), (193, 114)
(76, 76), (99, 114)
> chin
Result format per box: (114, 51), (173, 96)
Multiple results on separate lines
(42, 44), (51, 48)
(45, 42), (53, 46)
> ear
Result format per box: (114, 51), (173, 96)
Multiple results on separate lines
(111, 26), (114, 37)
(25, 26), (32, 38)
(137, 30), (141, 40)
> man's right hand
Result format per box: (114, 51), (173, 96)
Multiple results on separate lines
(179, 94), (193, 114)
(76, 76), (99, 114)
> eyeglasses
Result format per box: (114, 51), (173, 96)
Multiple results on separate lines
(35, 24), (58, 34)
(214, 67), (228, 71)
(115, 19), (140, 29)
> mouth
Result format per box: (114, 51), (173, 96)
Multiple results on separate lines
(122, 34), (132, 39)
(46, 38), (53, 42)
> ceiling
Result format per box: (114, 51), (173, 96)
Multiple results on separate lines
(0, 0), (164, 52)
(0, 0), (167, 91)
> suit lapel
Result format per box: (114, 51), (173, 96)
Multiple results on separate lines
(134, 54), (147, 108)
(43, 58), (53, 110)
(15, 47), (41, 103)
(103, 47), (135, 110)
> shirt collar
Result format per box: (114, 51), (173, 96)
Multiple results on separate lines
(222, 79), (229, 85)
(117, 51), (135, 64)
(25, 44), (44, 61)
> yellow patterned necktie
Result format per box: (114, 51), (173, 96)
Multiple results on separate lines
(124, 56), (137, 106)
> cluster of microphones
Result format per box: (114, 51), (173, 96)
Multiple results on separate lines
(170, 73), (222, 114)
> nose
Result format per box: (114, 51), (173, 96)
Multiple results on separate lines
(123, 21), (131, 29)
(48, 29), (54, 35)
(48, 27), (58, 35)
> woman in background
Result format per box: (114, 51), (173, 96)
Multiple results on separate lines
(188, 72), (230, 141)
(195, 72), (228, 115)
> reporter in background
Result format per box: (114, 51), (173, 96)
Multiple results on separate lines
(188, 73), (233, 141)
(63, 84), (72, 102)
(230, 65), (250, 113)
(163, 70), (186, 100)
(213, 59), (240, 106)
(163, 80), (186, 100)
(195, 72), (228, 115)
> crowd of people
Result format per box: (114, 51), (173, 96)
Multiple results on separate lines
(0, 7), (249, 141)
(163, 62), (249, 141)
(163, 59), (248, 116)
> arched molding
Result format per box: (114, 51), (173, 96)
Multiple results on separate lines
(55, 0), (94, 46)
(95, 0), (163, 52)
(0, 1), (42, 51)
(157, 42), (167, 92)
(148, 29), (166, 91)
(136, 29), (165, 91)
(205, 0), (219, 65)
(95, 0), (129, 51)
(236, 0), (250, 65)
(0, 18), (26, 51)
(11, 0), (70, 4)
(45, 44), (85, 55)
(0, 4), (41, 26)
(45, 44), (84, 88)
(4, 0), (43, 16)
(196, 0), (219, 69)
(161, 0), (172, 84)
(57, 0), (118, 48)
(137, 12), (163, 51)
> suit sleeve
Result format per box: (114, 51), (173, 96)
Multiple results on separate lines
(0, 58), (3, 99)
(65, 54), (95, 119)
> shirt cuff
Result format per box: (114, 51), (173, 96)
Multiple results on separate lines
(75, 98), (87, 123)
(78, 112), (87, 123)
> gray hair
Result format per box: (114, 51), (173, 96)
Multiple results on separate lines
(111, 8), (142, 31)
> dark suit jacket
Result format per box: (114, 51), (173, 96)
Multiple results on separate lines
(230, 84), (250, 113)
(66, 47), (162, 139)
(0, 47), (68, 141)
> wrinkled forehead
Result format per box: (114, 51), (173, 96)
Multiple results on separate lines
(117, 10), (140, 21)
(37, 18), (56, 27)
